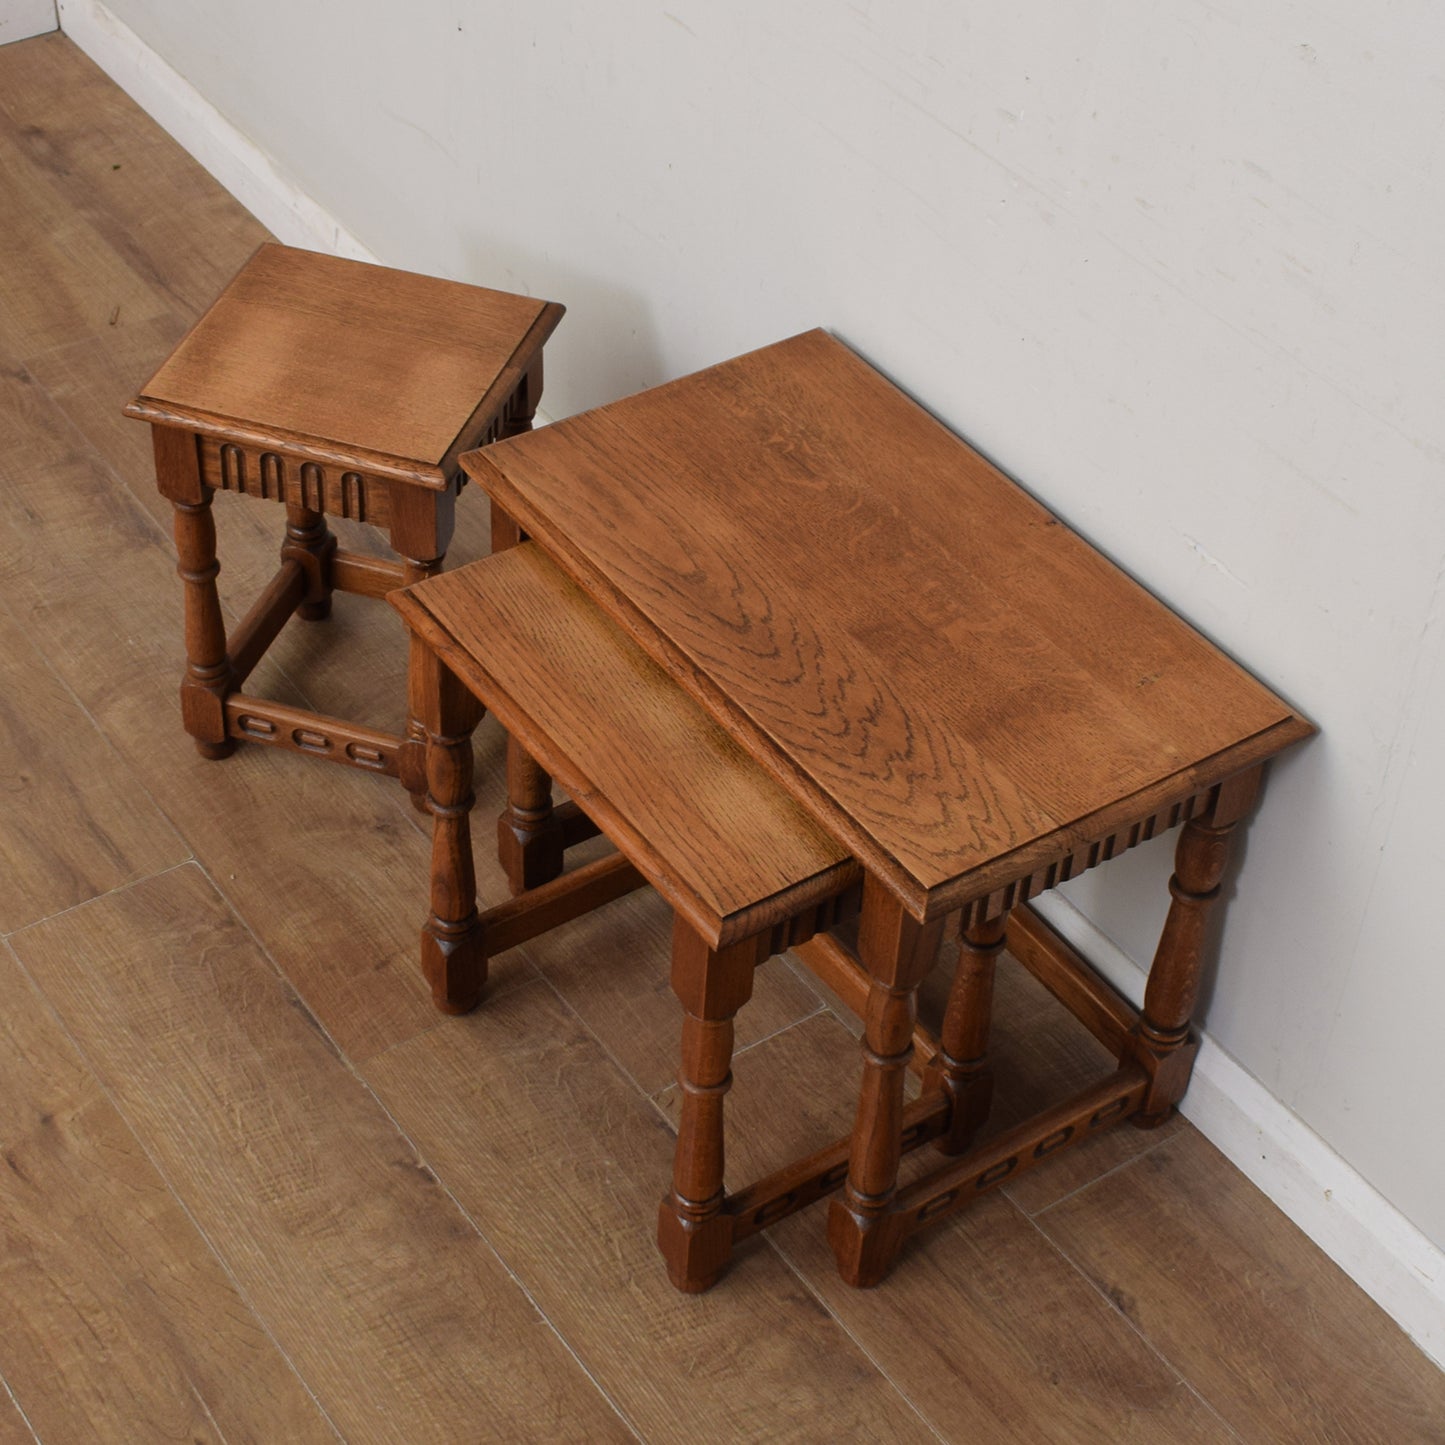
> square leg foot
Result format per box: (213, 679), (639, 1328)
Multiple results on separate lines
(421, 927), (486, 1014)
(827, 1199), (907, 1288)
(657, 1196), (735, 1293)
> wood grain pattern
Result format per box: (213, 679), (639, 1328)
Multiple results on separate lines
(10, 867), (631, 1444)
(466, 329), (1314, 917)
(364, 977), (940, 1444)
(0, 601), (186, 931)
(1037, 1130), (1445, 1442)
(397, 545), (859, 946)
(134, 243), (558, 475)
(0, 943), (334, 1443)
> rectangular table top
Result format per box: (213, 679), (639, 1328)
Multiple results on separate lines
(128, 243), (562, 483)
(393, 544), (858, 948)
(464, 329), (1313, 920)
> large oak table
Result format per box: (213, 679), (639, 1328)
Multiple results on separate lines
(458, 329), (1314, 1285)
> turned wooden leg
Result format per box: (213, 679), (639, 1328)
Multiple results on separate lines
(281, 501), (336, 621)
(1130, 769), (1263, 1127)
(398, 553), (446, 812)
(487, 477), (564, 891)
(171, 490), (234, 759)
(496, 744), (566, 894)
(657, 920), (758, 1292)
(392, 484), (458, 812)
(418, 646), (487, 1013)
(828, 877), (946, 1287)
(151, 423), (231, 757)
(926, 910), (1007, 1155)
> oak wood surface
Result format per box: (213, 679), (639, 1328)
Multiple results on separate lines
(466, 329), (1313, 918)
(0, 942), (335, 1443)
(10, 867), (633, 1443)
(133, 242), (559, 477)
(397, 544), (860, 947)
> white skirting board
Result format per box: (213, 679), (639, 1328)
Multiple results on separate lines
(56, 0), (378, 262)
(56, 0), (1445, 1375)
(1032, 892), (1444, 1369)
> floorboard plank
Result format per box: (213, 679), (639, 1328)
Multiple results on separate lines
(364, 976), (939, 1445)
(1034, 1130), (1445, 1444)
(0, 940), (337, 1443)
(0, 33), (268, 320)
(0, 143), (170, 357)
(9, 867), (633, 1444)
(0, 1387), (38, 1445)
(0, 600), (187, 932)
(659, 1012), (1235, 1444)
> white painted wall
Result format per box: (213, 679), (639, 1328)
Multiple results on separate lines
(76, 0), (1445, 1261)
(0, 0), (56, 46)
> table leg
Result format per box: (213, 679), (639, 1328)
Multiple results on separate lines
(151, 424), (233, 756)
(828, 876), (945, 1287)
(488, 477), (566, 893)
(1129, 768), (1263, 1126)
(498, 355), (543, 441)
(281, 501), (336, 620)
(657, 920), (759, 1292)
(392, 485), (458, 812)
(927, 910), (1007, 1155)
(418, 645), (487, 1014)
(496, 748), (567, 893)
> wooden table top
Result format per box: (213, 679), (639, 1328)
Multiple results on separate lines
(128, 244), (562, 482)
(395, 545), (858, 947)
(465, 329), (1313, 920)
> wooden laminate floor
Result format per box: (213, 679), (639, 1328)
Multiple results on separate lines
(0, 31), (1441, 1445)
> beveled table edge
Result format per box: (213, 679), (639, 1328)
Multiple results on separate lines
(463, 449), (1315, 920)
(390, 581), (863, 949)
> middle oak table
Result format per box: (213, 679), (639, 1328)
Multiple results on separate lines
(433, 329), (1313, 1286)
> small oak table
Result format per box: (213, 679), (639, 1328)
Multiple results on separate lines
(126, 242), (563, 805)
(458, 329), (1314, 1285)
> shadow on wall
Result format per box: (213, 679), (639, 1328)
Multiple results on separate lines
(460, 239), (665, 422)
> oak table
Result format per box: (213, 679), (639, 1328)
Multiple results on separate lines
(393, 542), (867, 1290)
(459, 329), (1315, 1285)
(126, 242), (563, 806)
